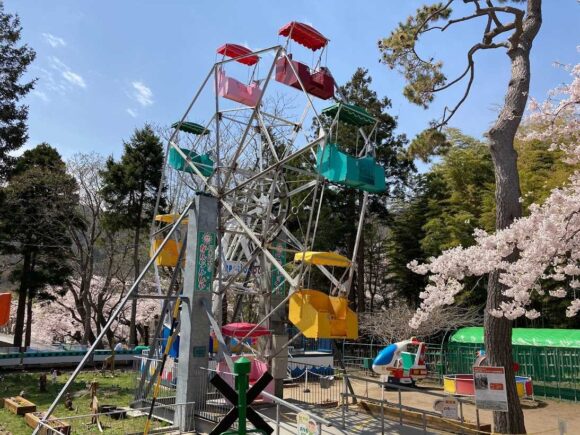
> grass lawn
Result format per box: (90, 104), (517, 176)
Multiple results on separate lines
(0, 369), (145, 434)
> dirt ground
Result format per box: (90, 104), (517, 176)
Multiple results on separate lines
(351, 379), (577, 434)
(283, 378), (579, 434)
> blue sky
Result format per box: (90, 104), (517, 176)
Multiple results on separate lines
(7, 1), (580, 162)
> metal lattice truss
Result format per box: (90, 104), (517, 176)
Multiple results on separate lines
(153, 45), (382, 320)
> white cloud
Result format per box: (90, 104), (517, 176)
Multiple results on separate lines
(32, 90), (50, 102)
(49, 56), (86, 89)
(62, 70), (86, 88)
(126, 108), (137, 118)
(42, 33), (66, 48)
(131, 81), (153, 107)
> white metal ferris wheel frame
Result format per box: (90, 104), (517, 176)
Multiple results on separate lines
(156, 44), (379, 303)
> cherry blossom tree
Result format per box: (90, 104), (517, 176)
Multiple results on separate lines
(409, 63), (580, 333)
(361, 304), (482, 343)
(30, 276), (160, 346)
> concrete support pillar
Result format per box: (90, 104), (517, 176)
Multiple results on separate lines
(269, 238), (288, 398)
(175, 195), (217, 431)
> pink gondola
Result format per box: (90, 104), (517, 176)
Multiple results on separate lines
(216, 43), (262, 107)
(216, 43), (259, 66)
(217, 356), (274, 403)
(221, 322), (271, 339)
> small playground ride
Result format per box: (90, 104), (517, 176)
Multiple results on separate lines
(372, 338), (428, 385)
(443, 350), (534, 399)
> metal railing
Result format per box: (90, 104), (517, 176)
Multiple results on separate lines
(258, 390), (334, 435)
(284, 360), (345, 406)
(341, 373), (478, 435)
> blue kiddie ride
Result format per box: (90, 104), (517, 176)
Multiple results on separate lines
(372, 337), (428, 385)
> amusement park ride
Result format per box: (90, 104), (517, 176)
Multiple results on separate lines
(372, 337), (428, 385)
(36, 21), (386, 433)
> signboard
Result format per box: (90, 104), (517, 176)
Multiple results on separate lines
(223, 260), (260, 277)
(194, 231), (216, 293)
(433, 398), (459, 419)
(473, 366), (508, 412)
(296, 412), (319, 435)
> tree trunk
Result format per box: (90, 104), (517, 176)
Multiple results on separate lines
(25, 290), (33, 348)
(82, 255), (96, 344)
(82, 295), (96, 344)
(13, 250), (31, 349)
(130, 224), (141, 347)
(485, 2), (541, 433)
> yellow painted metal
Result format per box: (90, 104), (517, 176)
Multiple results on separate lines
(443, 376), (457, 395)
(293, 251), (351, 268)
(155, 214), (189, 225)
(516, 381), (525, 397)
(288, 289), (358, 339)
(150, 239), (183, 267)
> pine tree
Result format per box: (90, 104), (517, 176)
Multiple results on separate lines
(0, 2), (36, 180)
(380, 3), (542, 428)
(1, 144), (78, 348)
(100, 125), (165, 346)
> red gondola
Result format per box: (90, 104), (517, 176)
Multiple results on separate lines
(216, 43), (262, 106)
(278, 22), (328, 51)
(276, 21), (335, 100)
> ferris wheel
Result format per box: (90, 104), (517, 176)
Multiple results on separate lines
(151, 22), (385, 339)
(39, 21), (389, 434)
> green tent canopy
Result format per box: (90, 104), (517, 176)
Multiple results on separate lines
(450, 327), (580, 348)
(321, 103), (376, 127)
(171, 121), (209, 135)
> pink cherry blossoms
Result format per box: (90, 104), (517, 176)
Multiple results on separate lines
(408, 62), (580, 328)
(30, 276), (161, 345)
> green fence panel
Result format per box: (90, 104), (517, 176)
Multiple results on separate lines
(441, 342), (580, 401)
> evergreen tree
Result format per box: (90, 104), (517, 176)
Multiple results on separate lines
(100, 125), (165, 346)
(386, 174), (445, 306)
(0, 143), (78, 348)
(0, 2), (36, 180)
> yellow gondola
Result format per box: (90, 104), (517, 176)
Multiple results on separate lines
(154, 214), (189, 225)
(150, 239), (183, 267)
(289, 289), (358, 339)
(293, 251), (351, 268)
(151, 214), (188, 267)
